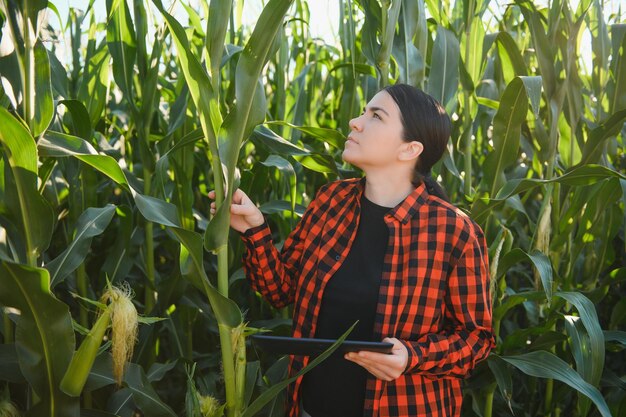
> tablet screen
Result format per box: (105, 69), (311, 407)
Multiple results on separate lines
(250, 334), (394, 356)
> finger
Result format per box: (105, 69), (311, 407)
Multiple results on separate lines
(350, 351), (404, 376)
(208, 190), (215, 199)
(383, 337), (404, 350)
(345, 354), (394, 380)
(230, 203), (256, 215)
(231, 188), (247, 204)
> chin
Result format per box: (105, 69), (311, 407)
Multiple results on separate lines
(341, 150), (357, 166)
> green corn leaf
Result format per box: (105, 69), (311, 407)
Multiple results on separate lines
(496, 248), (552, 301)
(604, 330), (626, 347)
(0, 51), (21, 109)
(427, 26), (459, 110)
(265, 121), (346, 150)
(516, 1), (556, 97)
(527, 249), (553, 303)
(329, 62), (377, 78)
(32, 40), (54, 137)
(154, 127), (204, 196)
(580, 109), (626, 165)
(496, 165), (626, 199)
(0, 106), (55, 264)
(472, 165), (626, 222)
(295, 153), (340, 174)
(106, 0), (137, 114)
(172, 227), (242, 328)
(589, 0), (610, 82)
(84, 354), (177, 417)
(259, 200), (306, 216)
(564, 315), (594, 416)
(555, 292), (605, 390)
(251, 125), (311, 156)
(495, 31), (528, 83)
(261, 155), (297, 214)
(0, 260), (78, 416)
(609, 24), (626, 112)
(134, 193), (181, 228)
(424, 0), (446, 26)
(501, 350), (611, 417)
(483, 76), (541, 197)
(466, 17), (486, 86)
(39, 131), (131, 190)
(244, 360), (261, 408)
(58, 100), (93, 141)
(77, 41), (110, 127)
(208, 0), (234, 84)
(124, 363), (177, 417)
(46, 204), (116, 287)
(487, 355), (514, 414)
(398, 0), (423, 85)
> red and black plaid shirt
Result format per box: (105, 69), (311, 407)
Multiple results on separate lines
(241, 178), (494, 417)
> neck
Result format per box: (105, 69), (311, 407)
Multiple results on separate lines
(363, 169), (416, 208)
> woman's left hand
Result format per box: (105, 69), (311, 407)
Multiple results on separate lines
(344, 337), (408, 381)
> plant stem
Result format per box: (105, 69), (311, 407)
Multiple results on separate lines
(218, 324), (237, 417)
(484, 384), (495, 417)
(217, 246), (229, 297)
(544, 378), (554, 416)
(76, 263), (89, 330)
(216, 243), (237, 416)
(235, 331), (246, 411)
(463, 0), (475, 197)
(143, 166), (155, 314)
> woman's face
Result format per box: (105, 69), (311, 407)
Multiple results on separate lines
(342, 90), (408, 171)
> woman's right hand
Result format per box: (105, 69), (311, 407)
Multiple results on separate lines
(208, 189), (265, 234)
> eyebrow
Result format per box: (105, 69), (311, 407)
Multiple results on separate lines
(364, 106), (390, 117)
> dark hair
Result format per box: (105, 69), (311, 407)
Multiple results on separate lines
(382, 84), (451, 201)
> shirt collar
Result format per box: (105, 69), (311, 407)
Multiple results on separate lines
(353, 177), (428, 224)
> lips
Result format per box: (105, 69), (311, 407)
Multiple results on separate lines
(346, 136), (359, 144)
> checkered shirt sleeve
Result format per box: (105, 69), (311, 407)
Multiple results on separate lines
(399, 223), (493, 377)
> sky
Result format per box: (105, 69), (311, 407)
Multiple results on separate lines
(46, 0), (625, 72)
(52, 0), (341, 44)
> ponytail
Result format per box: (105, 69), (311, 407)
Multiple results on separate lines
(414, 171), (449, 202)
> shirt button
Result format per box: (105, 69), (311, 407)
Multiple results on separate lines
(335, 255), (341, 261)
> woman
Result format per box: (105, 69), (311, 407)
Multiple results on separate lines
(210, 84), (494, 417)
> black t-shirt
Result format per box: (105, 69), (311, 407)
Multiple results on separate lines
(301, 195), (390, 417)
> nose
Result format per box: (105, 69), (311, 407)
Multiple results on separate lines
(349, 114), (363, 131)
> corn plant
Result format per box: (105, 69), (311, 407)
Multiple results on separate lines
(1, 0), (625, 416)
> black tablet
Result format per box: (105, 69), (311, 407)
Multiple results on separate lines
(250, 334), (394, 356)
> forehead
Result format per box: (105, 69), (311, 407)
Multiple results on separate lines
(366, 91), (401, 116)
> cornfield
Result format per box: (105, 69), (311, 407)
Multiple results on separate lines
(0, 0), (624, 416)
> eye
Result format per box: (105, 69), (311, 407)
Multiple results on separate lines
(373, 112), (381, 120)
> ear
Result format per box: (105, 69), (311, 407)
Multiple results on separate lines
(398, 141), (424, 162)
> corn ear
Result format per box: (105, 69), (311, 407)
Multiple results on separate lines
(198, 394), (225, 417)
(60, 307), (112, 397)
(101, 283), (138, 385)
